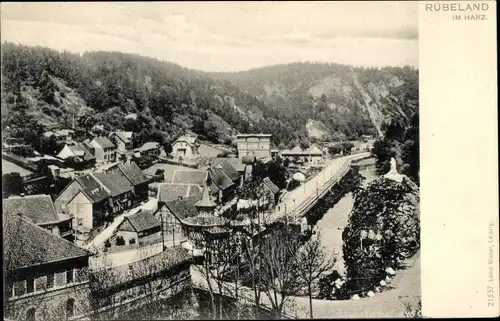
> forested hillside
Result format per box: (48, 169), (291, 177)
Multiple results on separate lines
(1, 43), (418, 149)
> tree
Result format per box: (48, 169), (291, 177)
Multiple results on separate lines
(297, 233), (336, 319)
(342, 174), (420, 295)
(3, 173), (24, 198)
(328, 144), (342, 156)
(163, 142), (173, 155)
(283, 158), (290, 168)
(260, 226), (302, 319)
(77, 114), (97, 132)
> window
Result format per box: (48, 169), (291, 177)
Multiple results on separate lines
(26, 308), (36, 321)
(27, 276), (34, 293)
(66, 299), (75, 318)
(46, 274), (54, 288)
(66, 269), (74, 284)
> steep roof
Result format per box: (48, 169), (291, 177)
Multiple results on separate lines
(195, 182), (217, 209)
(172, 170), (208, 186)
(3, 195), (59, 225)
(164, 197), (200, 220)
(115, 162), (151, 186)
(75, 173), (111, 203)
(92, 136), (116, 149)
(4, 214), (89, 270)
(157, 183), (202, 204)
(174, 135), (198, 146)
(211, 158), (246, 172)
(262, 177), (281, 195)
(210, 168), (234, 191)
(111, 131), (133, 144)
(305, 143), (323, 155)
(94, 171), (133, 197)
(69, 144), (95, 161)
(123, 210), (160, 232)
(215, 160), (240, 182)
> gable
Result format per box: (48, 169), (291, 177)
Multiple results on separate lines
(118, 218), (136, 232)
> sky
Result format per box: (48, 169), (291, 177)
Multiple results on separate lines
(1, 2), (418, 72)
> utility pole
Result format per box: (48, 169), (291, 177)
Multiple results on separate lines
(161, 214), (166, 251)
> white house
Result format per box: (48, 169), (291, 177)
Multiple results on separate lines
(171, 135), (200, 160)
(89, 136), (116, 163)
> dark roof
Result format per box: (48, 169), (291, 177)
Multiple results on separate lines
(158, 183), (202, 204)
(92, 136), (116, 149)
(172, 170), (208, 186)
(124, 210), (160, 232)
(3, 195), (59, 225)
(91, 246), (191, 288)
(215, 160), (240, 182)
(69, 144), (95, 162)
(164, 197), (199, 220)
(115, 162), (151, 186)
(75, 174), (111, 203)
(4, 215), (89, 270)
(211, 158), (246, 172)
(262, 177), (280, 195)
(210, 168), (234, 191)
(94, 171), (133, 197)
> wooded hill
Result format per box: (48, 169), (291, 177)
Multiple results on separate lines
(1, 42), (418, 149)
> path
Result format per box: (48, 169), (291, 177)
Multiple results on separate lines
(85, 197), (158, 251)
(191, 251), (420, 318)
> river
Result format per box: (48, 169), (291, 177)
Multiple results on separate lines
(316, 168), (379, 275)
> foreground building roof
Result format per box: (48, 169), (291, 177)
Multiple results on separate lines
(4, 214), (89, 270)
(3, 194), (60, 225)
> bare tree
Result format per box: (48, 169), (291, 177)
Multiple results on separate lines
(297, 232), (337, 319)
(260, 226), (302, 319)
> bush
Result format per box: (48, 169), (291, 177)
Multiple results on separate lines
(104, 240), (111, 248)
(129, 238), (136, 245)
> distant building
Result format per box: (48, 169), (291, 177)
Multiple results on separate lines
(3, 194), (74, 242)
(281, 143), (324, 165)
(109, 131), (134, 160)
(135, 141), (161, 158)
(57, 143), (96, 169)
(43, 129), (75, 144)
(171, 135), (200, 160)
(4, 214), (91, 321)
(89, 136), (116, 163)
(209, 161), (240, 202)
(236, 133), (272, 159)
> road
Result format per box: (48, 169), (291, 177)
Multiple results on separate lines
(191, 251), (420, 318)
(267, 153), (370, 224)
(85, 197), (158, 251)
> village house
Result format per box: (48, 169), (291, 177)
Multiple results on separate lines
(135, 141), (162, 158)
(57, 143), (96, 169)
(155, 184), (227, 250)
(55, 173), (112, 230)
(43, 129), (75, 144)
(55, 162), (149, 230)
(89, 136), (116, 164)
(113, 210), (161, 247)
(4, 214), (91, 321)
(109, 131), (134, 160)
(236, 133), (272, 159)
(3, 194), (74, 242)
(104, 162), (152, 203)
(281, 143), (324, 165)
(171, 135), (200, 161)
(261, 177), (281, 205)
(209, 164), (239, 203)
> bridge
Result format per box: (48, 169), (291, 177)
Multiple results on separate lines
(266, 152), (371, 225)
